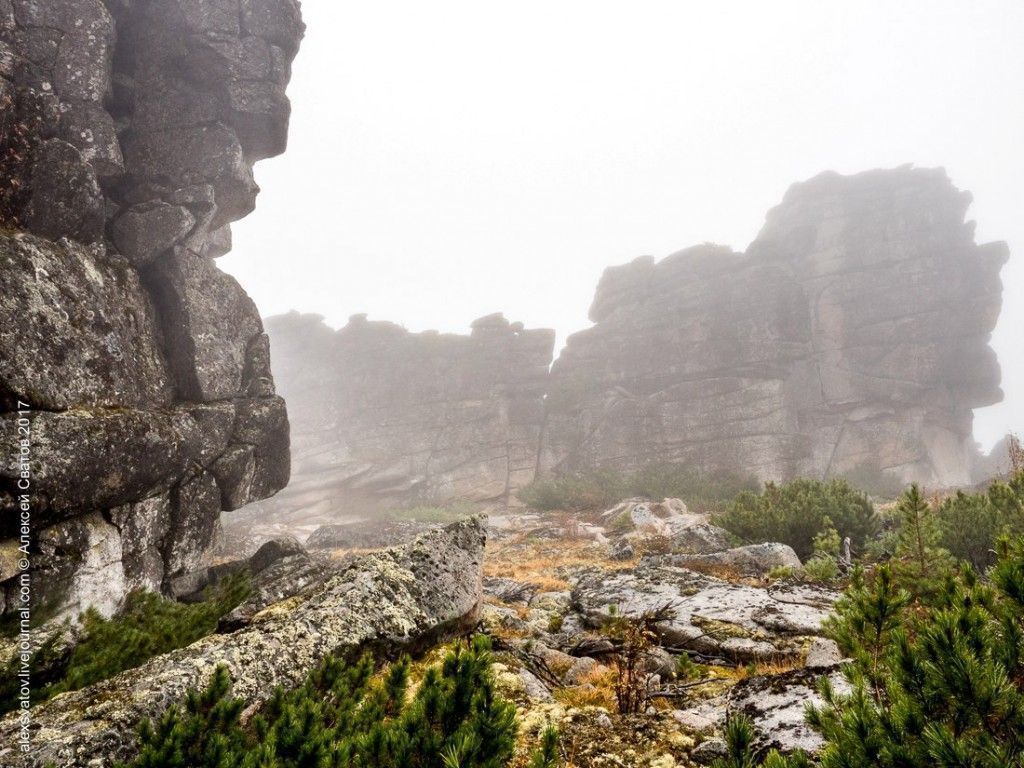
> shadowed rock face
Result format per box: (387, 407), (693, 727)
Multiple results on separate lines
(544, 167), (1007, 487)
(0, 517), (487, 768)
(259, 167), (1005, 517)
(0, 0), (303, 620)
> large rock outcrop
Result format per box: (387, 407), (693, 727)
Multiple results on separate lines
(544, 167), (1006, 487)
(0, 517), (486, 768)
(246, 311), (554, 525)
(258, 167), (1006, 517)
(0, 0), (303, 620)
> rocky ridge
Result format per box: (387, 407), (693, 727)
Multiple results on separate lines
(0, 0), (303, 620)
(258, 167), (1007, 520)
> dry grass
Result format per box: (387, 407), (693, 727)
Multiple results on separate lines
(553, 665), (617, 710)
(484, 534), (636, 591)
(726, 655), (804, 681)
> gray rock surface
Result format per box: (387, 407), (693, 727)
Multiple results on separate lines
(0, 0), (303, 620)
(665, 543), (802, 576)
(543, 167), (1006, 489)
(244, 311), (555, 522)
(571, 562), (838, 660)
(0, 517), (485, 768)
(305, 518), (442, 549)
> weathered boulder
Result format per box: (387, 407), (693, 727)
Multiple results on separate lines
(664, 543), (802, 576)
(670, 523), (733, 555)
(0, 0), (303, 621)
(570, 562), (837, 660)
(0, 517), (485, 768)
(731, 665), (851, 754)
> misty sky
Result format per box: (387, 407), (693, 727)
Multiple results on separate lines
(221, 0), (1024, 452)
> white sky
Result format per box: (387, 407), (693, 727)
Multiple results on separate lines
(222, 0), (1024, 451)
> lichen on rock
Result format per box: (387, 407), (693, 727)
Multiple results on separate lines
(0, 0), (304, 620)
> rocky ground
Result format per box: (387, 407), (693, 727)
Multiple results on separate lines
(3, 499), (847, 767)
(472, 500), (843, 767)
(236, 497), (847, 767)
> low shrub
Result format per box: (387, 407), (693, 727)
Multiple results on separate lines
(714, 478), (878, 561)
(120, 636), (559, 768)
(0, 573), (249, 715)
(936, 470), (1024, 571)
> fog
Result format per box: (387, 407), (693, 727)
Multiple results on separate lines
(221, 0), (1024, 451)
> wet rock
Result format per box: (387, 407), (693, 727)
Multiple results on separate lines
(542, 167), (1007, 488)
(0, 0), (303, 623)
(0, 233), (173, 410)
(610, 539), (636, 560)
(670, 523), (733, 555)
(23, 138), (105, 242)
(0, 517), (485, 768)
(730, 665), (850, 754)
(805, 637), (842, 668)
(219, 544), (327, 631)
(256, 311), (555, 517)
(690, 737), (729, 765)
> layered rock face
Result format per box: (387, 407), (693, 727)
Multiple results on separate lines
(251, 312), (554, 523)
(544, 167), (1007, 487)
(0, 0), (302, 620)
(261, 167), (1006, 516)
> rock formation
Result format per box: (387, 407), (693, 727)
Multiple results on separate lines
(0, 0), (303, 620)
(545, 167), (1006, 487)
(259, 167), (1006, 517)
(0, 517), (486, 767)
(247, 311), (554, 524)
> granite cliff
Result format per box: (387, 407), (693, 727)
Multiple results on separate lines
(545, 167), (1007, 487)
(261, 167), (1006, 518)
(0, 0), (303, 621)
(247, 312), (554, 529)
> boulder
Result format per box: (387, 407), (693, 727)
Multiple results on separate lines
(665, 543), (802, 575)
(730, 665), (851, 754)
(0, 517), (485, 768)
(670, 523), (733, 555)
(571, 561), (838, 661)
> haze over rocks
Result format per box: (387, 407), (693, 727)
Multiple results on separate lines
(261, 166), (1008, 518)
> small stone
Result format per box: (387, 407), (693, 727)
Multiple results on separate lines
(805, 637), (842, 668)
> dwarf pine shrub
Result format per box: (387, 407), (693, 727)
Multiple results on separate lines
(802, 535), (1024, 767)
(121, 636), (559, 768)
(518, 464), (757, 512)
(715, 478), (878, 561)
(0, 572), (249, 715)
